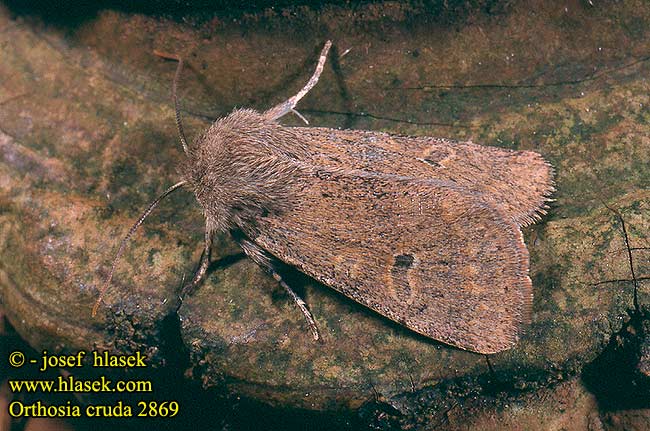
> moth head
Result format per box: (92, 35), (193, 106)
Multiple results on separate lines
(181, 108), (304, 232)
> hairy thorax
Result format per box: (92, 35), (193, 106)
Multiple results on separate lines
(181, 109), (308, 233)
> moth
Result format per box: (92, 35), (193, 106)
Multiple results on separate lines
(93, 41), (554, 354)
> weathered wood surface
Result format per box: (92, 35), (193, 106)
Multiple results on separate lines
(1, 1), (649, 428)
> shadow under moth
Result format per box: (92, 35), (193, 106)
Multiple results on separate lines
(93, 41), (554, 354)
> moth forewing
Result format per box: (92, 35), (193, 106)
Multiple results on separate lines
(291, 128), (555, 228)
(245, 164), (534, 354)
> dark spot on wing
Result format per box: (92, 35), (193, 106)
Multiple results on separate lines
(391, 254), (415, 304)
(394, 254), (414, 268)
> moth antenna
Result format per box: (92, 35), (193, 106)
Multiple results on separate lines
(265, 40), (332, 121)
(153, 50), (190, 156)
(92, 180), (188, 317)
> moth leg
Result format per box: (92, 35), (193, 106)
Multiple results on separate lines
(180, 229), (214, 298)
(271, 270), (320, 341)
(264, 41), (332, 121)
(238, 238), (320, 341)
(291, 108), (310, 125)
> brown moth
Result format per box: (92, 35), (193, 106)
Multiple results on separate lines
(93, 41), (554, 354)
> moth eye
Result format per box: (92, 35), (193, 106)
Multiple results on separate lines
(394, 254), (415, 268)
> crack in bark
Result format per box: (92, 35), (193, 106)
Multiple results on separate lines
(594, 276), (650, 287)
(582, 204), (649, 412)
(605, 205), (641, 313)
(301, 108), (470, 128)
(391, 54), (650, 92)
